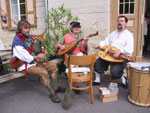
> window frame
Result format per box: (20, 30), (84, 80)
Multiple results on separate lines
(9, 0), (26, 28)
(118, 0), (135, 15)
(0, 0), (37, 30)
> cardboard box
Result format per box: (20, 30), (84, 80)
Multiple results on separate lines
(99, 88), (118, 103)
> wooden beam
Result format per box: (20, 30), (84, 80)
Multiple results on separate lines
(136, 0), (146, 61)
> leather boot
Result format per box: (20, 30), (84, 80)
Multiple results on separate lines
(50, 93), (61, 103)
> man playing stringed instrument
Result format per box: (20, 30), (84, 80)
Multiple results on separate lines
(56, 22), (89, 95)
(56, 22), (88, 56)
(56, 22), (90, 109)
(94, 16), (134, 88)
(12, 20), (65, 103)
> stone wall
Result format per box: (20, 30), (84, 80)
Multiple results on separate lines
(48, 0), (110, 54)
(0, 0), (46, 48)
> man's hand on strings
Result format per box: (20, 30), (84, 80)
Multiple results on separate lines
(83, 36), (88, 43)
(59, 45), (66, 50)
(94, 44), (100, 49)
(112, 50), (121, 58)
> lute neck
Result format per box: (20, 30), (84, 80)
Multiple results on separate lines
(77, 38), (84, 43)
(76, 31), (99, 44)
(104, 49), (134, 62)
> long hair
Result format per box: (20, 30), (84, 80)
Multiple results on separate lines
(16, 20), (30, 34)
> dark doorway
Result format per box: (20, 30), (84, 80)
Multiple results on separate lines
(143, 0), (150, 61)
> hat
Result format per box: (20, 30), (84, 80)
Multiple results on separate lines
(70, 22), (81, 28)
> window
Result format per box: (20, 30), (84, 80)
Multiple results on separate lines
(10, 0), (26, 27)
(0, 0), (36, 29)
(119, 0), (135, 14)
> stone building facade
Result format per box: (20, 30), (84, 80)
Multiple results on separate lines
(48, 0), (110, 54)
(0, 0), (45, 48)
(0, 0), (110, 53)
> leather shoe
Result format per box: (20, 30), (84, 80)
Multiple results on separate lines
(93, 82), (101, 86)
(50, 93), (61, 103)
(121, 77), (129, 89)
(121, 83), (129, 89)
(55, 87), (66, 93)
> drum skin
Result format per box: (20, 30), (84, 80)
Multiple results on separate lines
(126, 65), (150, 107)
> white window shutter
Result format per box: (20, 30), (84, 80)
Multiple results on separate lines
(0, 0), (11, 29)
(26, 0), (37, 27)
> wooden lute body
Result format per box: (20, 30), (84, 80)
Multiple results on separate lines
(58, 31), (98, 55)
(98, 46), (134, 62)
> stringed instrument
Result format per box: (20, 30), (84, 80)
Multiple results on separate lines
(98, 46), (134, 62)
(58, 31), (98, 55)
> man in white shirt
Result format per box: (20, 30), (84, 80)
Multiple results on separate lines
(93, 16), (134, 88)
(12, 20), (65, 103)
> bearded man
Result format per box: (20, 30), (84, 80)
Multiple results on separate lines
(93, 16), (134, 88)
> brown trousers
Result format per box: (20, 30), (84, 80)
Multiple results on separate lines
(27, 61), (57, 88)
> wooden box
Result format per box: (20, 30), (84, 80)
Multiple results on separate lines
(99, 88), (118, 103)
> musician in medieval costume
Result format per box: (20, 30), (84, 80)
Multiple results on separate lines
(56, 21), (88, 93)
(56, 21), (88, 56)
(12, 20), (65, 103)
(94, 16), (134, 88)
(56, 22), (89, 109)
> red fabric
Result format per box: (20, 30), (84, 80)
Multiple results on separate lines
(17, 33), (27, 42)
(17, 33), (34, 54)
(17, 33), (34, 80)
(64, 34), (85, 54)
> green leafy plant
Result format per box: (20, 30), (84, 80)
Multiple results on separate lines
(45, 4), (79, 59)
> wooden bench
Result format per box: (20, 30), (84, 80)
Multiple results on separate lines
(0, 72), (24, 83)
(0, 58), (63, 84)
(0, 50), (12, 65)
(0, 50), (12, 73)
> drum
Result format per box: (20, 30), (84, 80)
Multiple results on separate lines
(126, 62), (150, 107)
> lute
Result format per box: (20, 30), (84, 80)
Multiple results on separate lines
(98, 46), (134, 62)
(58, 31), (98, 55)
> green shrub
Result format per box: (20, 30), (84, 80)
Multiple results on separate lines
(45, 4), (79, 58)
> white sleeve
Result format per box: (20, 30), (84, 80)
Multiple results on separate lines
(13, 46), (34, 63)
(99, 34), (111, 48)
(120, 34), (134, 56)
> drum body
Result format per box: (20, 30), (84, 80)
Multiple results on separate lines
(127, 63), (150, 107)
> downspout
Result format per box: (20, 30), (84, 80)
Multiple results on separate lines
(44, 0), (48, 33)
